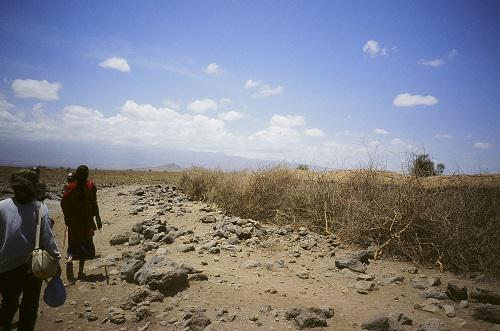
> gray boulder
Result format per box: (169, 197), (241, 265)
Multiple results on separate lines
(179, 309), (211, 331)
(335, 257), (367, 273)
(110, 233), (130, 246)
(134, 256), (189, 295)
(120, 259), (144, 283)
(446, 282), (468, 302)
(361, 314), (390, 331)
(285, 307), (333, 329)
(417, 318), (450, 331)
(107, 307), (126, 324)
(470, 287), (500, 305)
(472, 304), (500, 323)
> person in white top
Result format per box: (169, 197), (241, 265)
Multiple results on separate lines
(0, 169), (60, 331)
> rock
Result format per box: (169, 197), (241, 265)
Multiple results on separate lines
(179, 309), (211, 331)
(201, 214), (216, 223)
(470, 287), (500, 305)
(296, 271), (310, 279)
(141, 241), (159, 252)
(355, 281), (376, 294)
(422, 288), (448, 300)
(221, 244), (241, 252)
(285, 307), (333, 329)
(107, 307), (126, 325)
(388, 311), (412, 325)
(259, 304), (273, 314)
(143, 224), (166, 240)
(178, 244), (195, 253)
(407, 266), (418, 274)
(383, 275), (404, 285)
(472, 304), (500, 323)
(235, 226), (252, 240)
(411, 280), (428, 290)
(265, 288), (278, 294)
(120, 259), (144, 283)
(162, 235), (175, 244)
(335, 257), (367, 273)
(242, 260), (261, 269)
(122, 250), (146, 261)
(151, 233), (165, 243)
(417, 318), (450, 331)
(208, 247), (220, 254)
(128, 233), (142, 246)
(128, 286), (151, 303)
(84, 312), (98, 322)
(265, 260), (287, 271)
(428, 277), (441, 287)
(415, 298), (441, 313)
(361, 314), (389, 331)
(457, 300), (469, 309)
(134, 256), (189, 295)
(226, 235), (240, 245)
(110, 233), (130, 246)
(446, 282), (468, 302)
(442, 304), (455, 318)
(355, 250), (373, 264)
(135, 304), (151, 321)
(299, 238), (317, 250)
(188, 273), (209, 281)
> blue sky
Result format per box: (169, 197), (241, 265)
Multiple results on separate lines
(1, 1), (499, 172)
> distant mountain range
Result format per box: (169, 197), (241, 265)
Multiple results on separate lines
(0, 137), (304, 171)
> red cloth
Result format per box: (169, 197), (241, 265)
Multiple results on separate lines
(61, 180), (98, 243)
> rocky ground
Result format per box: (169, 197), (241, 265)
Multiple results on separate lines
(30, 183), (500, 331)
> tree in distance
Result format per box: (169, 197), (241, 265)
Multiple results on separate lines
(410, 153), (445, 177)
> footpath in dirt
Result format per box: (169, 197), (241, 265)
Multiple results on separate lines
(37, 183), (500, 331)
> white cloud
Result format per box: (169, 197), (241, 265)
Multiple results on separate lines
(12, 79), (62, 101)
(373, 128), (389, 135)
(244, 79), (261, 89)
(32, 103), (44, 111)
(218, 111), (243, 122)
(187, 99), (218, 113)
(162, 99), (181, 110)
(449, 49), (458, 59)
(304, 128), (325, 137)
(362, 40), (387, 57)
(219, 98), (233, 107)
(434, 133), (453, 139)
(393, 93), (438, 107)
(390, 138), (405, 145)
(204, 63), (222, 75)
(254, 85), (284, 98)
(474, 142), (493, 149)
(269, 115), (305, 127)
(99, 57), (131, 73)
(419, 58), (444, 67)
(0, 99), (428, 170)
(0, 97), (13, 111)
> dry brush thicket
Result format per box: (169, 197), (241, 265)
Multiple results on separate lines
(180, 167), (500, 273)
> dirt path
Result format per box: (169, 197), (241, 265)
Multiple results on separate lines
(35, 184), (499, 331)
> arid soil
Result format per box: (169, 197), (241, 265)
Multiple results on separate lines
(1, 168), (499, 330)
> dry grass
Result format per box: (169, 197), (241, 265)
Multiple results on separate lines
(180, 166), (500, 273)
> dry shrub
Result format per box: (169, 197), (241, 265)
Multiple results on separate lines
(180, 166), (500, 273)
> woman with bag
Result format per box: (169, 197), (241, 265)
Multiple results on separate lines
(61, 165), (102, 281)
(0, 170), (61, 331)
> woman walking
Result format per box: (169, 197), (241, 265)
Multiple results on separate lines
(0, 169), (60, 331)
(61, 165), (102, 281)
